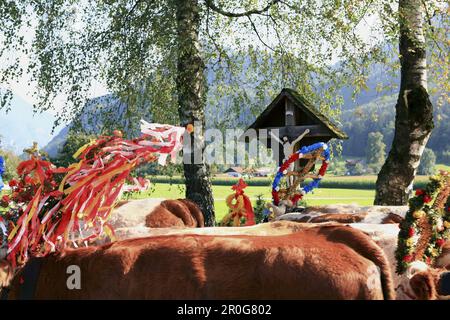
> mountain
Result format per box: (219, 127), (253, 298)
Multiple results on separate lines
(336, 62), (399, 110)
(0, 95), (62, 155)
(43, 94), (152, 157)
(44, 125), (70, 158)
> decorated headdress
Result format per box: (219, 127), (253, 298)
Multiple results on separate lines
(0, 120), (187, 266)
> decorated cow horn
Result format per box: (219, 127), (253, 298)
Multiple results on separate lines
(396, 172), (450, 274)
(413, 174), (450, 261)
(432, 174), (450, 211)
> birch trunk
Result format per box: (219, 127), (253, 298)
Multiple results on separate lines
(375, 0), (434, 205)
(176, 0), (215, 225)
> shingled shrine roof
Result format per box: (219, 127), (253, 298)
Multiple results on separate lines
(247, 88), (348, 140)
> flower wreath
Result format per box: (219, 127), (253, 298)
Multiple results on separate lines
(272, 142), (330, 206)
(221, 179), (255, 227)
(395, 172), (450, 274)
(225, 194), (245, 218)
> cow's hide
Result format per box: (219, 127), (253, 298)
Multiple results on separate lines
(347, 224), (402, 296)
(109, 221), (450, 300)
(395, 261), (450, 300)
(108, 198), (163, 229)
(98, 220), (407, 296)
(178, 199), (205, 228)
(436, 243), (450, 269)
(0, 224), (395, 300)
(338, 224), (450, 300)
(113, 220), (317, 239)
(0, 260), (13, 288)
(409, 268), (450, 300)
(277, 204), (407, 224)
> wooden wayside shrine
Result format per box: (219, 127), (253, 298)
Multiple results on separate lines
(246, 88), (348, 164)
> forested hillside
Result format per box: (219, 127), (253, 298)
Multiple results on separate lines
(341, 94), (449, 162)
(43, 60), (449, 163)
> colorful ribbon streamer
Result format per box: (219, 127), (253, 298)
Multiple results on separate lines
(3, 121), (186, 266)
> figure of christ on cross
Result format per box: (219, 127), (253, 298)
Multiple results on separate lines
(270, 128), (310, 187)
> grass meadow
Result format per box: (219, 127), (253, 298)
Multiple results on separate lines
(132, 183), (376, 221)
(131, 172), (443, 221)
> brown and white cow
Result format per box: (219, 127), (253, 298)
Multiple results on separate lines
(109, 198), (204, 230)
(109, 220), (450, 300)
(409, 269), (450, 300)
(0, 224), (395, 300)
(436, 243), (450, 269)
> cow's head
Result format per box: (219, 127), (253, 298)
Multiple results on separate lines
(410, 268), (450, 300)
(398, 261), (450, 300)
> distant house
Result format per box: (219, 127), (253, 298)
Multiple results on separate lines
(224, 167), (244, 177)
(345, 159), (363, 175)
(254, 167), (272, 177)
(345, 159), (361, 168)
(243, 167), (257, 175)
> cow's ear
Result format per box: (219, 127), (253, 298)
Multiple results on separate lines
(410, 272), (436, 300)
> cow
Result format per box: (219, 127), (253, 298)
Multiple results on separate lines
(113, 220), (313, 239)
(108, 198), (204, 230)
(0, 224), (395, 300)
(436, 242), (450, 269)
(393, 242), (450, 300)
(395, 261), (450, 300)
(409, 269), (450, 300)
(109, 221), (450, 300)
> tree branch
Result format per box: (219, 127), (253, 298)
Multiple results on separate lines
(205, 6), (231, 69)
(268, 13), (285, 52)
(420, 0), (443, 53)
(247, 15), (274, 51)
(205, 0), (280, 18)
(124, 0), (143, 20)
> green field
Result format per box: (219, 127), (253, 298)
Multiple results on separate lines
(1, 181), (375, 221)
(131, 183), (375, 221)
(149, 174), (431, 189)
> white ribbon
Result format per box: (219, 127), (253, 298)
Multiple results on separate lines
(0, 219), (7, 236)
(140, 119), (186, 165)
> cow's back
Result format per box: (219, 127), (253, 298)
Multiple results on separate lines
(9, 226), (393, 299)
